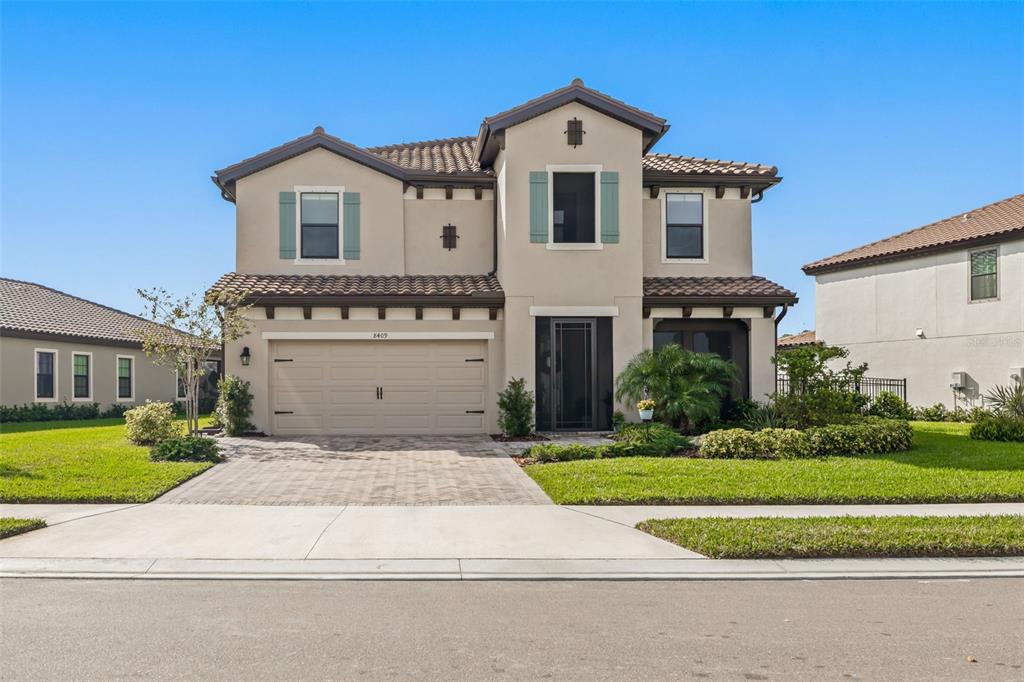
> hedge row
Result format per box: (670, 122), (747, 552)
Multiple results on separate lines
(970, 415), (1024, 442)
(527, 423), (692, 463)
(699, 419), (914, 459)
(0, 402), (138, 423)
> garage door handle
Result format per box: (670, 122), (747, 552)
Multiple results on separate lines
(273, 359), (293, 363)
(465, 410), (484, 414)
(465, 358), (484, 363)
(274, 411), (293, 415)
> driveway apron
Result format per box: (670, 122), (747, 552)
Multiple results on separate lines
(155, 435), (552, 506)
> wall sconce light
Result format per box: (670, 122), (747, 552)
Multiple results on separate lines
(240, 347), (251, 366)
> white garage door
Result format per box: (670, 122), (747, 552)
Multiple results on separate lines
(270, 340), (488, 435)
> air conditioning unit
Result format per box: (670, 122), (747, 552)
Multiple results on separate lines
(950, 372), (967, 390)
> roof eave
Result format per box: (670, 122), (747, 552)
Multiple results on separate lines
(236, 293), (506, 308)
(643, 294), (799, 307)
(642, 171), (782, 191)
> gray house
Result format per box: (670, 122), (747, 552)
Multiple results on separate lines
(0, 278), (219, 410)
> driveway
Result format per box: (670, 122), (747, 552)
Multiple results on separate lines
(155, 435), (552, 506)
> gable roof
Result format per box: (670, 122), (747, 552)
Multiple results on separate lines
(473, 78), (669, 165)
(0, 278), (193, 348)
(804, 194), (1024, 275)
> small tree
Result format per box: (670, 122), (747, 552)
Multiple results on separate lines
(217, 375), (254, 436)
(136, 288), (250, 437)
(497, 377), (535, 437)
(773, 344), (869, 428)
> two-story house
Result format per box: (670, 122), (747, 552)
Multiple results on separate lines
(804, 194), (1024, 408)
(209, 79), (796, 435)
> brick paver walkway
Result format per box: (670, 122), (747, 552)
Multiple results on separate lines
(156, 436), (552, 506)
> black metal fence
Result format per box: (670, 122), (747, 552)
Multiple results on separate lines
(776, 375), (907, 402)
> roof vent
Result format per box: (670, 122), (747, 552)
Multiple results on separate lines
(571, 77), (584, 86)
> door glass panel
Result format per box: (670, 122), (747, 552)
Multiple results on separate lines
(553, 320), (594, 429)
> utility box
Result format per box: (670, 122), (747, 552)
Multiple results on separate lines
(950, 372), (968, 390)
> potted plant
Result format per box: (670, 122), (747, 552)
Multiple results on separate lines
(637, 399), (656, 422)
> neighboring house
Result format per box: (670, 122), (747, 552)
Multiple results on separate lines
(0, 278), (220, 409)
(210, 79), (797, 435)
(804, 194), (1024, 408)
(778, 330), (819, 349)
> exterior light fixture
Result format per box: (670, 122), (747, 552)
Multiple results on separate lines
(240, 347), (251, 366)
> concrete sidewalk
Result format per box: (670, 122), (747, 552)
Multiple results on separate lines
(3, 502), (1022, 580)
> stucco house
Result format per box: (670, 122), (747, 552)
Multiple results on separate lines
(803, 194), (1024, 408)
(0, 278), (220, 410)
(209, 79), (797, 436)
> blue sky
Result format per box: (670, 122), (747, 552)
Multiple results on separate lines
(2, 1), (1022, 334)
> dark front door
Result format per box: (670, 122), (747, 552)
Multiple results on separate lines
(536, 317), (613, 431)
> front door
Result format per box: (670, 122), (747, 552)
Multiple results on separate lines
(535, 317), (613, 431)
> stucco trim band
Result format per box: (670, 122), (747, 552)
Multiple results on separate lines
(528, 306), (620, 317)
(260, 331), (496, 341)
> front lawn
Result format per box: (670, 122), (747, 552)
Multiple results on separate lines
(0, 517), (46, 539)
(525, 422), (1024, 505)
(638, 515), (1024, 559)
(0, 418), (214, 503)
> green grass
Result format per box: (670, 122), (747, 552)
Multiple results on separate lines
(525, 422), (1024, 505)
(0, 418), (215, 503)
(638, 515), (1024, 559)
(0, 517), (47, 539)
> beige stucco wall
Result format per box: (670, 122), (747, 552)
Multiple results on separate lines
(642, 187), (754, 277)
(814, 238), (1024, 407)
(226, 311), (504, 434)
(403, 192), (494, 274)
(234, 148), (407, 275)
(0, 335), (179, 408)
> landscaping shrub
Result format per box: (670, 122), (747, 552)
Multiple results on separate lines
(966, 407), (994, 423)
(699, 428), (761, 458)
(0, 401), (101, 423)
(866, 392), (914, 421)
(913, 403), (948, 422)
(773, 344), (869, 428)
(806, 419), (913, 456)
(752, 428), (814, 459)
(614, 423), (691, 449)
(984, 379), (1024, 419)
(528, 442), (604, 463)
(150, 435), (222, 463)
(742, 402), (784, 431)
(497, 377), (535, 437)
(970, 414), (1024, 442)
(611, 411), (626, 432)
(124, 401), (178, 445)
(216, 375), (254, 436)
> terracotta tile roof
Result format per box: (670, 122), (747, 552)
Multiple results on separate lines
(0, 278), (189, 347)
(366, 137), (487, 176)
(778, 330), (820, 347)
(208, 273), (504, 302)
(643, 276), (798, 304)
(804, 194), (1024, 274)
(642, 153), (777, 177)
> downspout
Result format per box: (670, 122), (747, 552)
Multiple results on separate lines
(489, 181), (498, 275)
(751, 189), (764, 204)
(773, 304), (789, 394)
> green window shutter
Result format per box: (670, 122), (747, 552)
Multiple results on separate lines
(529, 171), (548, 243)
(343, 192), (361, 260)
(600, 171), (619, 244)
(278, 192), (296, 259)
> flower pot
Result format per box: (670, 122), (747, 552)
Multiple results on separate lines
(638, 408), (654, 421)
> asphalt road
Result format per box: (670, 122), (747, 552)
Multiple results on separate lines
(2, 578), (1022, 681)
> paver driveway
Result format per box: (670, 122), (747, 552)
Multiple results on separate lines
(156, 436), (551, 506)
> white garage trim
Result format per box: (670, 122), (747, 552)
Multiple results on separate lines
(529, 306), (619, 317)
(262, 331), (495, 341)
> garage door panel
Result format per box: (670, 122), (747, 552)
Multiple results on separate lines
(271, 340), (488, 435)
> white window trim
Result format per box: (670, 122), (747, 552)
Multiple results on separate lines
(115, 354), (136, 403)
(70, 351), (93, 402)
(546, 164), (604, 250)
(968, 245), (999, 303)
(33, 348), (58, 403)
(175, 368), (186, 401)
(294, 185), (346, 264)
(661, 188), (711, 264)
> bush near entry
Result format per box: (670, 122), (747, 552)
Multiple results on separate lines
(497, 377), (535, 437)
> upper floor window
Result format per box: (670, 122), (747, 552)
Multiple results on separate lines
(300, 192), (339, 259)
(72, 352), (92, 400)
(970, 248), (997, 301)
(117, 355), (134, 401)
(553, 172), (595, 243)
(664, 193), (704, 260)
(35, 349), (56, 401)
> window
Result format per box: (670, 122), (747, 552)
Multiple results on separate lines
(34, 350), (56, 401)
(176, 368), (187, 399)
(970, 248), (997, 301)
(72, 353), (91, 400)
(665, 193), (704, 259)
(552, 172), (595, 243)
(116, 356), (134, 401)
(300, 192), (339, 259)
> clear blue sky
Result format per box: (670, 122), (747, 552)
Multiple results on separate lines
(3, 2), (1022, 334)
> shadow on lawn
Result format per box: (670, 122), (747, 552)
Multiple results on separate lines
(0, 462), (42, 479)
(872, 439), (1024, 473)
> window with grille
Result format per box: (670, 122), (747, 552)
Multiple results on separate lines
(73, 353), (90, 399)
(300, 192), (339, 259)
(566, 118), (584, 147)
(970, 248), (997, 301)
(117, 357), (134, 400)
(35, 351), (55, 400)
(441, 224), (458, 250)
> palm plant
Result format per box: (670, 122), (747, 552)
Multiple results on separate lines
(615, 344), (739, 431)
(984, 378), (1024, 419)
